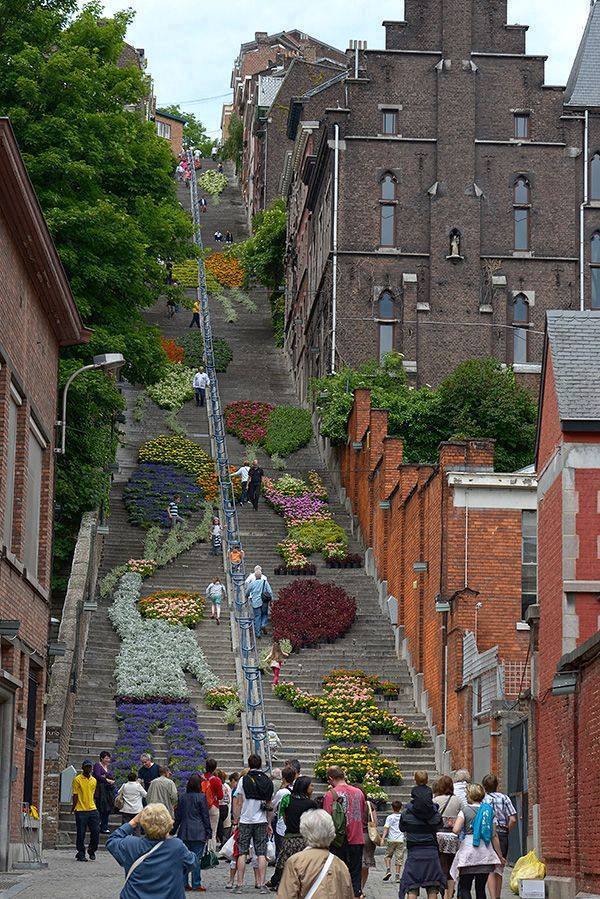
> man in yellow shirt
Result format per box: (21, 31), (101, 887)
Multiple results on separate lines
(189, 299), (201, 328)
(72, 759), (100, 861)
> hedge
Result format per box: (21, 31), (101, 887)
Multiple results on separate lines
(264, 406), (313, 458)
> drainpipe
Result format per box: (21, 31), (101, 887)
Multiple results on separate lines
(263, 121), (269, 211)
(580, 109), (589, 311)
(331, 123), (340, 374)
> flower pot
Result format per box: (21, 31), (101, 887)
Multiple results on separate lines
(374, 799), (388, 811)
(226, 723), (236, 731)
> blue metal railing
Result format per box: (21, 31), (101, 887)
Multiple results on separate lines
(187, 153), (270, 767)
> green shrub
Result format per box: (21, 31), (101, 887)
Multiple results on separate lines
(179, 332), (233, 372)
(172, 259), (199, 288)
(287, 518), (348, 554)
(270, 292), (284, 347)
(264, 406), (312, 457)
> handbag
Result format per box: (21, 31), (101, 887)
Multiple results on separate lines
(125, 841), (164, 882)
(367, 804), (382, 846)
(306, 853), (335, 899)
(436, 796), (459, 855)
(114, 788), (125, 811)
(200, 847), (219, 869)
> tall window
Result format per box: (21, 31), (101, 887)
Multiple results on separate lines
(24, 429), (43, 579)
(592, 232), (600, 309)
(156, 120), (171, 139)
(377, 291), (395, 360)
(512, 294), (529, 364)
(380, 174), (396, 246)
(3, 395), (18, 551)
(514, 114), (529, 140)
(521, 510), (537, 620)
(591, 153), (600, 201)
(513, 177), (531, 251)
(382, 109), (398, 135)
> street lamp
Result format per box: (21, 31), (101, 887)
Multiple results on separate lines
(55, 353), (125, 455)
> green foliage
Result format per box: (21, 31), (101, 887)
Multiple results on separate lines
(264, 406), (313, 458)
(164, 409), (186, 436)
(172, 259), (199, 288)
(179, 331), (233, 373)
(0, 3), (192, 579)
(157, 105), (214, 155)
(312, 355), (537, 471)
(270, 292), (285, 347)
(221, 112), (243, 172)
(133, 392), (148, 422)
(287, 519), (348, 555)
(238, 199), (286, 291)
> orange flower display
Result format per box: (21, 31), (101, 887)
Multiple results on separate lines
(205, 252), (245, 289)
(161, 337), (184, 364)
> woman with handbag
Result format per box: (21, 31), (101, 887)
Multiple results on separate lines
(173, 774), (212, 892)
(115, 773), (147, 834)
(433, 776), (463, 899)
(107, 803), (196, 898)
(277, 809), (353, 898)
(361, 790), (381, 893)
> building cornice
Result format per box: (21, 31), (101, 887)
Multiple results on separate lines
(345, 135), (436, 143)
(475, 139), (566, 148)
(447, 472), (537, 489)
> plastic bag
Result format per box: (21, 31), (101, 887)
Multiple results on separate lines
(510, 850), (547, 894)
(266, 837), (276, 863)
(218, 835), (235, 860)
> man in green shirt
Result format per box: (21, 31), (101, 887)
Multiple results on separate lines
(72, 759), (100, 861)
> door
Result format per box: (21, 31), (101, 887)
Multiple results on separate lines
(507, 719), (528, 863)
(23, 668), (38, 806)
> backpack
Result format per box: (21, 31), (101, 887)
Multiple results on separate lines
(201, 776), (217, 809)
(242, 770), (274, 803)
(329, 789), (347, 849)
(472, 802), (494, 847)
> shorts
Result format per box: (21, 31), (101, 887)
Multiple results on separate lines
(238, 822), (268, 857)
(385, 840), (406, 864)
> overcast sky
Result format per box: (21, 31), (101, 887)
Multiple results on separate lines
(96, 0), (590, 136)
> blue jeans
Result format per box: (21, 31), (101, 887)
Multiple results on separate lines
(261, 601), (270, 633)
(183, 839), (205, 889)
(240, 482), (248, 504)
(253, 605), (263, 637)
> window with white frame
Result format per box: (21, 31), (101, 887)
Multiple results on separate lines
(521, 509), (537, 619)
(156, 120), (171, 140)
(24, 427), (44, 580)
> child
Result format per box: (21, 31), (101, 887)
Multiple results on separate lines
(211, 517), (222, 556)
(264, 641), (289, 686)
(206, 577), (227, 624)
(267, 726), (282, 761)
(382, 800), (405, 883)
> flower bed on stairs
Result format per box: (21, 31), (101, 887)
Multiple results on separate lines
(271, 580), (356, 649)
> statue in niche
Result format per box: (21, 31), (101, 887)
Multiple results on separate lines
(450, 230), (461, 257)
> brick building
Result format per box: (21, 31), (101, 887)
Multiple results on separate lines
(117, 42), (155, 121)
(282, 0), (600, 395)
(0, 118), (88, 870)
(154, 109), (187, 156)
(334, 388), (535, 859)
(529, 310), (600, 896)
(230, 30), (345, 222)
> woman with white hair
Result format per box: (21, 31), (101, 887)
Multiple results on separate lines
(453, 770), (471, 806)
(277, 808), (353, 898)
(245, 564), (273, 638)
(107, 803), (196, 898)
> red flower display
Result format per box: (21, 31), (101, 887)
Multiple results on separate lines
(224, 400), (275, 444)
(272, 579), (357, 649)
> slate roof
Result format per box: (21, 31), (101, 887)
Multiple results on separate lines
(546, 310), (600, 423)
(564, 0), (600, 108)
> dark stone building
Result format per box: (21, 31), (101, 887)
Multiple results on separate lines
(283, 0), (600, 396)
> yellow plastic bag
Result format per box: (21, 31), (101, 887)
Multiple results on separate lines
(510, 850), (547, 894)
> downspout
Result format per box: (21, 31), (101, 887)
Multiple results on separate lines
(263, 120), (268, 211)
(331, 123), (340, 374)
(579, 109), (589, 311)
(440, 472), (448, 736)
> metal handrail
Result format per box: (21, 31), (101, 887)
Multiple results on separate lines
(187, 153), (271, 768)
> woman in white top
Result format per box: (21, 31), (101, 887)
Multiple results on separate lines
(116, 772), (147, 833)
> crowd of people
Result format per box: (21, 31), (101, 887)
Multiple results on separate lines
(71, 751), (517, 899)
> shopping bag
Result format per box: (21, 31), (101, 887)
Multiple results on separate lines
(201, 847), (220, 869)
(266, 837), (276, 863)
(218, 835), (235, 860)
(510, 850), (547, 894)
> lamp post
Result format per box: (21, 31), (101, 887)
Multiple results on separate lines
(55, 353), (125, 455)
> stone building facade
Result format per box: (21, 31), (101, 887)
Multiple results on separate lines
(336, 388), (535, 860)
(529, 310), (600, 896)
(283, 0), (600, 394)
(0, 118), (88, 869)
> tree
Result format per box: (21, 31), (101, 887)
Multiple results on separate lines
(0, 3), (193, 581)
(157, 104), (215, 155)
(312, 355), (537, 472)
(222, 111), (243, 172)
(238, 198), (287, 291)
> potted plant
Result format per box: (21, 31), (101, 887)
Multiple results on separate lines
(222, 700), (242, 731)
(402, 728), (425, 748)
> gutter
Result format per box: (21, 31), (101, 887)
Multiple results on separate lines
(330, 123), (340, 373)
(580, 109), (589, 310)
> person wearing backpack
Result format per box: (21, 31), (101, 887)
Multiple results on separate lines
(245, 566), (273, 638)
(449, 783), (504, 899)
(232, 754), (274, 894)
(322, 766), (366, 898)
(201, 759), (224, 852)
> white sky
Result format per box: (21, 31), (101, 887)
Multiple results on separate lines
(95, 0), (591, 135)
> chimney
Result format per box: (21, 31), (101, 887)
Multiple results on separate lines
(255, 31), (269, 44)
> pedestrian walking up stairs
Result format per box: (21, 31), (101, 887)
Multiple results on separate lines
(146, 160), (440, 809)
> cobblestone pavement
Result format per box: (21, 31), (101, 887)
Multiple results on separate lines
(0, 850), (515, 899)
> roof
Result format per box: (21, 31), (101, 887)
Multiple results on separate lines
(545, 310), (600, 426)
(564, 0), (600, 108)
(0, 118), (88, 346)
(155, 109), (188, 124)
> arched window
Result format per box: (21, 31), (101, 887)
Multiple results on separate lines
(591, 153), (600, 201)
(377, 290), (395, 360)
(513, 177), (531, 251)
(592, 231), (600, 308)
(380, 174), (396, 246)
(512, 293), (529, 364)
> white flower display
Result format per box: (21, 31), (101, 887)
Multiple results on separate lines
(108, 573), (218, 699)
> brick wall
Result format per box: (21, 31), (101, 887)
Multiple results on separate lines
(339, 390), (532, 771)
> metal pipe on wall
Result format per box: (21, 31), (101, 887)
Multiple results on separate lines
(331, 123), (340, 374)
(580, 109), (589, 311)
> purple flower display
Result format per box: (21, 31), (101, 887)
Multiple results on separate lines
(113, 700), (207, 787)
(123, 463), (206, 528)
(263, 484), (329, 525)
